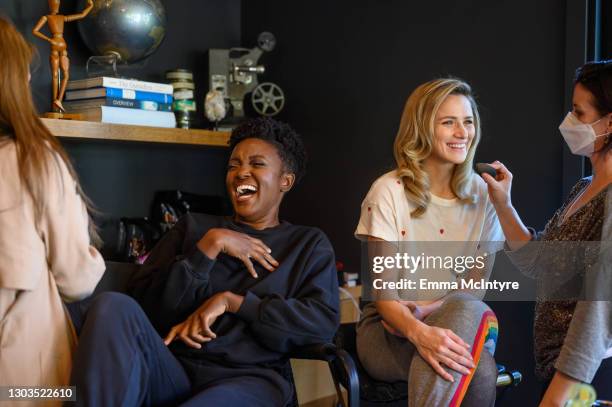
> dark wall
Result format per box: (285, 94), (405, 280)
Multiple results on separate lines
(242, 0), (565, 268)
(242, 1), (568, 404)
(1, 0), (240, 222)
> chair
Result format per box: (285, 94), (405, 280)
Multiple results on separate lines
(93, 262), (360, 407)
(332, 322), (522, 407)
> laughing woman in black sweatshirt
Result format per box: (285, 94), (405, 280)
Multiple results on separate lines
(70, 118), (340, 407)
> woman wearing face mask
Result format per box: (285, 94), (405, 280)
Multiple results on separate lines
(355, 78), (504, 407)
(483, 60), (612, 406)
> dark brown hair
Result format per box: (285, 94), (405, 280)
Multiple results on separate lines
(575, 60), (612, 115)
(575, 60), (612, 154)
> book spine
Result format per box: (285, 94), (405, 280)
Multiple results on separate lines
(101, 106), (176, 128)
(105, 88), (173, 103)
(65, 98), (172, 112)
(102, 78), (173, 94)
(107, 98), (172, 111)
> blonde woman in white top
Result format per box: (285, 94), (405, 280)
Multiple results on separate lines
(355, 78), (503, 406)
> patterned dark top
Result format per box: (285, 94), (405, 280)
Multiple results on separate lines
(533, 177), (607, 380)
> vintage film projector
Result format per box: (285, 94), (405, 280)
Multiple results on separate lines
(207, 32), (285, 122)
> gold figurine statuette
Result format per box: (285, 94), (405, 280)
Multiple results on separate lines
(33, 0), (94, 113)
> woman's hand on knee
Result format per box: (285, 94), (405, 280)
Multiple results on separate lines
(413, 325), (475, 381)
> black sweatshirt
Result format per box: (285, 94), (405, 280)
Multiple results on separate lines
(128, 213), (340, 397)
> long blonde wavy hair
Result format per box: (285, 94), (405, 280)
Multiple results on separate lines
(393, 78), (481, 217)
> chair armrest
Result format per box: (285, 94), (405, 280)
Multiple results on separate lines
(332, 347), (360, 407)
(289, 342), (338, 361)
(289, 343), (360, 407)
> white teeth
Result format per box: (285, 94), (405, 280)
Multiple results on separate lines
(236, 184), (258, 195)
(448, 143), (466, 148)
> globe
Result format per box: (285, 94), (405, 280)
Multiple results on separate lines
(77, 0), (167, 64)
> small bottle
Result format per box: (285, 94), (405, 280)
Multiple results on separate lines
(166, 69), (196, 129)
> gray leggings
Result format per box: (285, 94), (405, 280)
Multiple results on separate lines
(357, 292), (498, 407)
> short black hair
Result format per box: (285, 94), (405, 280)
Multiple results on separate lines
(229, 117), (307, 183)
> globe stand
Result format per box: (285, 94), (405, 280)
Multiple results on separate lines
(86, 52), (120, 78)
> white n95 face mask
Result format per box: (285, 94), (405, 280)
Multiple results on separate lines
(559, 112), (608, 157)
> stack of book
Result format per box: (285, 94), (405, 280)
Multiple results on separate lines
(64, 77), (176, 128)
